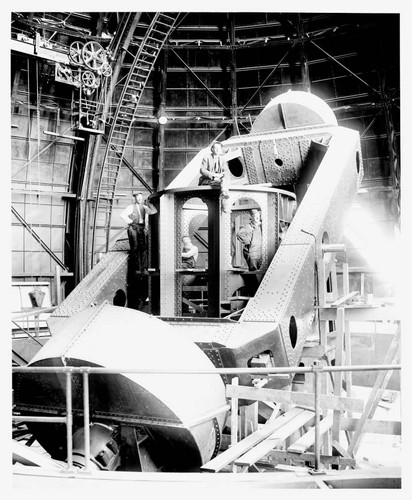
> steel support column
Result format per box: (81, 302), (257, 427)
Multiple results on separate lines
(229, 15), (239, 135)
(157, 49), (168, 191)
(297, 14), (311, 92)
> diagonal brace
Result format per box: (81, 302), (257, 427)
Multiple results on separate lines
(11, 206), (68, 271)
(308, 37), (380, 97)
(241, 44), (295, 113)
(171, 48), (230, 113)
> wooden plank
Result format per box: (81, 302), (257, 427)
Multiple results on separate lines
(319, 304), (400, 322)
(341, 417), (401, 436)
(347, 327), (400, 456)
(332, 440), (353, 460)
(342, 262), (349, 296)
(239, 402), (258, 440)
(235, 410), (315, 467)
(182, 297), (205, 314)
(330, 291), (358, 307)
(264, 450), (356, 468)
(314, 478), (330, 489)
(287, 414), (333, 454)
(302, 341), (336, 358)
(200, 407), (304, 473)
(226, 385), (364, 413)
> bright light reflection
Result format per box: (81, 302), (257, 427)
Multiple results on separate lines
(343, 204), (401, 300)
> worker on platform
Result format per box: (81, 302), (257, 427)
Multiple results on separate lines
(236, 209), (263, 271)
(181, 235), (199, 269)
(120, 191), (157, 275)
(198, 141), (231, 213)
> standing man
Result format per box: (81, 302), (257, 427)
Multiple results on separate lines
(236, 209), (263, 271)
(198, 141), (231, 213)
(120, 192), (157, 275)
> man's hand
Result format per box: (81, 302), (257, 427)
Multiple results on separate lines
(144, 226), (149, 235)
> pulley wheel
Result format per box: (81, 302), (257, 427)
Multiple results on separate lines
(82, 70), (97, 88)
(82, 41), (106, 71)
(69, 41), (84, 66)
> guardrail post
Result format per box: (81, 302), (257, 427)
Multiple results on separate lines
(231, 377), (239, 473)
(65, 371), (73, 471)
(312, 360), (322, 472)
(83, 372), (91, 471)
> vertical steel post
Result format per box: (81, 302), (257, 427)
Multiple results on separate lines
(297, 14), (311, 93)
(231, 377), (239, 473)
(229, 14), (239, 135)
(157, 49), (168, 191)
(313, 360), (321, 471)
(83, 372), (91, 471)
(65, 371), (73, 470)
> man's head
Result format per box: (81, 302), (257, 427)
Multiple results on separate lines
(133, 192), (143, 204)
(250, 209), (261, 224)
(182, 235), (192, 247)
(210, 141), (222, 155)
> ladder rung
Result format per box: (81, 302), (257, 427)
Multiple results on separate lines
(147, 35), (163, 43)
(110, 138), (127, 144)
(112, 130), (129, 136)
(158, 13), (176, 20)
(133, 67), (150, 74)
(156, 20), (175, 28)
(152, 27), (169, 35)
(118, 108), (134, 114)
(141, 49), (157, 57)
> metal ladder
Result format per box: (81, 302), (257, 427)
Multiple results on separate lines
(91, 13), (179, 261)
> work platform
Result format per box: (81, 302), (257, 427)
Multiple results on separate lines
(13, 465), (401, 490)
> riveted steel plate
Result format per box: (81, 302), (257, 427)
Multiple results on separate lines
(242, 145), (259, 184)
(50, 251), (129, 317)
(223, 127), (362, 367)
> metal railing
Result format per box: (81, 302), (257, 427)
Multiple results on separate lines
(12, 363), (401, 473)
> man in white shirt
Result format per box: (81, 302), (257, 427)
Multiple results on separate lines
(120, 192), (157, 275)
(181, 235), (199, 269)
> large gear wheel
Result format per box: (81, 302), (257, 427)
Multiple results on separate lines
(82, 41), (106, 71)
(69, 41), (84, 66)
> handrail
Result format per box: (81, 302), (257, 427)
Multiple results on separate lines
(12, 364), (401, 375)
(12, 363), (401, 474)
